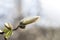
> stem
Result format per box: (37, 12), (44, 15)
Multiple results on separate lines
(13, 26), (19, 31)
(13, 23), (25, 31)
(13, 25), (25, 31)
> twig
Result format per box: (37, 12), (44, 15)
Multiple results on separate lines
(13, 22), (25, 31)
(13, 26), (19, 31)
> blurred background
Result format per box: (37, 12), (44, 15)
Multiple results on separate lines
(0, 0), (60, 40)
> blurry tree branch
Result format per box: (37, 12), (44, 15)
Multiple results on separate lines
(0, 16), (39, 40)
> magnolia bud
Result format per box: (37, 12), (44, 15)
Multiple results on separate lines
(4, 23), (12, 30)
(20, 16), (40, 25)
(4, 23), (13, 39)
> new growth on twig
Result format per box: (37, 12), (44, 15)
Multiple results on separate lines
(0, 16), (40, 40)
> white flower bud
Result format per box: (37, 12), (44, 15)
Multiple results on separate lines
(20, 16), (40, 25)
(4, 23), (12, 29)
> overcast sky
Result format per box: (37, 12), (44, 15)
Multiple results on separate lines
(0, 0), (60, 28)
(22, 0), (60, 28)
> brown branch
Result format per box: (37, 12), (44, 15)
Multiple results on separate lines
(13, 25), (26, 31)
(13, 26), (19, 31)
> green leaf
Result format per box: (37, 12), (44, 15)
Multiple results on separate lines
(3, 27), (13, 39)
(3, 28), (9, 33)
(4, 30), (12, 39)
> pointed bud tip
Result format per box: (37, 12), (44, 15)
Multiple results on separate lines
(34, 16), (40, 18)
(34, 16), (40, 20)
(20, 16), (40, 25)
(4, 22), (12, 29)
(4, 23), (9, 27)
